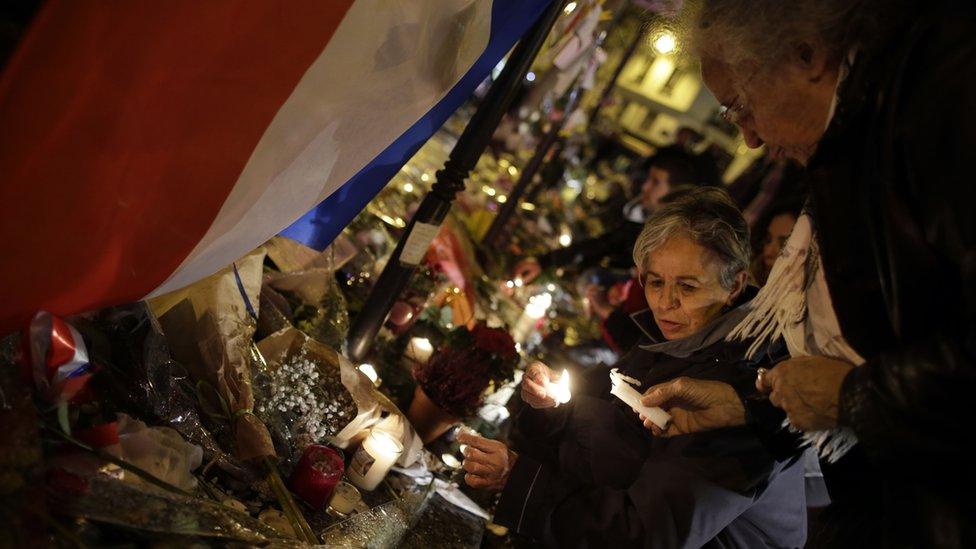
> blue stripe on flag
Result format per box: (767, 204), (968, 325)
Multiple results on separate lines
(280, 0), (553, 250)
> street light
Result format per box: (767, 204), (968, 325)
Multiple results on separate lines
(652, 31), (677, 55)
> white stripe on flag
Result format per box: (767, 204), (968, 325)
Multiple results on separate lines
(148, 0), (493, 297)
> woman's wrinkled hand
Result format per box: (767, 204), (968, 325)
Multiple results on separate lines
(458, 433), (517, 492)
(758, 356), (853, 431)
(639, 377), (746, 436)
(521, 362), (558, 409)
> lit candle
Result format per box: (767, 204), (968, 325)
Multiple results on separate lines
(609, 368), (671, 429)
(545, 369), (572, 406)
(328, 481), (362, 515)
(405, 337), (434, 365)
(358, 363), (380, 386)
(347, 429), (403, 491)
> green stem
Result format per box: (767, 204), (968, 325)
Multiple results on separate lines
(262, 456), (317, 544)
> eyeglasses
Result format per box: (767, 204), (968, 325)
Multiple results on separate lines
(719, 97), (748, 125)
(718, 63), (760, 126)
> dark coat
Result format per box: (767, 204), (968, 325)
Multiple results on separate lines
(740, 2), (976, 546)
(495, 298), (807, 548)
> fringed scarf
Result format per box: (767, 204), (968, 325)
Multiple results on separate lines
(728, 213), (863, 462)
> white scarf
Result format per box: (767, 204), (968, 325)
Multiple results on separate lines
(728, 213), (863, 462)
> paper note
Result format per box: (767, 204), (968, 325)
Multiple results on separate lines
(399, 222), (441, 265)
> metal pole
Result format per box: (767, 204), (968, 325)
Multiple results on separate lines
(482, 82), (583, 248)
(347, 0), (565, 362)
(587, 7), (641, 127)
(483, 3), (626, 248)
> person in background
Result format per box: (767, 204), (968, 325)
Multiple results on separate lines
(637, 1), (976, 547)
(726, 154), (806, 228)
(511, 148), (701, 284)
(462, 188), (806, 548)
(749, 199), (802, 286)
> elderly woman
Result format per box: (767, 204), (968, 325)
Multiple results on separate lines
(637, 2), (976, 547)
(460, 188), (806, 548)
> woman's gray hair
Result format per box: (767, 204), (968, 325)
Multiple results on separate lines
(632, 187), (750, 290)
(677, 0), (909, 70)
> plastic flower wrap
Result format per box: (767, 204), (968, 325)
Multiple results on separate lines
(412, 324), (518, 418)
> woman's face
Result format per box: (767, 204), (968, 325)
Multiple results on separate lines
(762, 213), (797, 269)
(642, 234), (745, 340)
(699, 50), (840, 165)
(641, 167), (671, 210)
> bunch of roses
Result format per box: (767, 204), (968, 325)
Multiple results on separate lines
(412, 323), (518, 417)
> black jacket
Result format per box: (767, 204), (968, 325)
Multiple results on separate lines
(741, 3), (976, 547)
(496, 300), (806, 548)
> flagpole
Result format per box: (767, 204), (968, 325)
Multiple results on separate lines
(347, 0), (566, 362)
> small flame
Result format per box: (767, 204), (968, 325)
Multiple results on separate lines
(548, 369), (572, 405)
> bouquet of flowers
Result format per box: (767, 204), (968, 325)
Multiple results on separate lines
(411, 324), (518, 418)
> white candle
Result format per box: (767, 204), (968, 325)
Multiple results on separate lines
(405, 337), (434, 364)
(328, 481), (362, 515)
(347, 429), (403, 491)
(609, 368), (671, 429)
(545, 369), (572, 406)
(358, 363), (380, 385)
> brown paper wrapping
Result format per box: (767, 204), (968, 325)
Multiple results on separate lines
(149, 249), (276, 462)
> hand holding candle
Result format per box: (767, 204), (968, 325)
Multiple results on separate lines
(458, 433), (516, 493)
(521, 362), (562, 409)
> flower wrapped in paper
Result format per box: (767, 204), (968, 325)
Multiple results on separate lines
(149, 249), (275, 463)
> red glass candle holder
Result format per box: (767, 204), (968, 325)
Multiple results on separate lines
(289, 445), (345, 509)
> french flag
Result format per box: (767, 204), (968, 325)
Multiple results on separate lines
(0, 0), (554, 334)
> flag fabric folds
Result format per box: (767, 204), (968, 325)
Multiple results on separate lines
(0, 0), (552, 334)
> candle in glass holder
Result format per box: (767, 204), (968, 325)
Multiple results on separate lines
(327, 481), (362, 515)
(347, 429), (403, 491)
(545, 369), (572, 406)
(289, 444), (345, 509)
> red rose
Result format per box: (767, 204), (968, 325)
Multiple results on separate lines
(473, 325), (516, 360)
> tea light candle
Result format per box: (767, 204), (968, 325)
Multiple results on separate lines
(545, 369), (572, 406)
(347, 429), (403, 491)
(609, 368), (671, 429)
(328, 481), (362, 515)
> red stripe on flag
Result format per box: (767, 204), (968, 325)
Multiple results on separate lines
(0, 1), (354, 334)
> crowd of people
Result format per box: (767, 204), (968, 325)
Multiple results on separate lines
(460, 0), (976, 547)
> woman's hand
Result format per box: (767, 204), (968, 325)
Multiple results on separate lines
(640, 377), (746, 436)
(759, 356), (853, 431)
(458, 433), (517, 492)
(512, 258), (542, 284)
(521, 362), (558, 409)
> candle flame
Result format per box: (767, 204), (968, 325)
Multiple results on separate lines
(549, 369), (572, 405)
